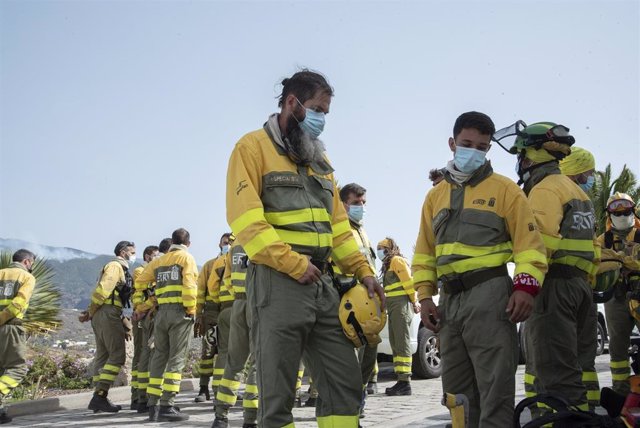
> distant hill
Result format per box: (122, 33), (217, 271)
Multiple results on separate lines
(0, 238), (136, 309)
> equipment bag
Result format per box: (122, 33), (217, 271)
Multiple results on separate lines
(513, 394), (622, 428)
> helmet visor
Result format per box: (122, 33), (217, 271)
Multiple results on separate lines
(492, 120), (527, 154)
(607, 198), (635, 213)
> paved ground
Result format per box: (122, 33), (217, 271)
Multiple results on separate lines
(6, 355), (613, 427)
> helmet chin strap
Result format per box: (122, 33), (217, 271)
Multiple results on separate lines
(517, 158), (557, 186)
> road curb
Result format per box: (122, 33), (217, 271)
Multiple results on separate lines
(7, 378), (199, 417)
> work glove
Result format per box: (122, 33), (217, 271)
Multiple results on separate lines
(78, 311), (91, 323)
(122, 316), (133, 341)
(194, 316), (204, 338)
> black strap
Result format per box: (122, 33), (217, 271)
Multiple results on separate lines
(604, 230), (614, 249)
(346, 311), (368, 347)
(513, 394), (620, 428)
(442, 265), (508, 295)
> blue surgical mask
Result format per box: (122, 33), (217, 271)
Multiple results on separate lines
(348, 205), (365, 223)
(295, 98), (325, 139)
(579, 175), (595, 193)
(454, 146), (487, 173)
(377, 249), (386, 260)
(221, 245), (230, 255)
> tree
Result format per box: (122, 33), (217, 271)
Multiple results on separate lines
(0, 251), (61, 335)
(591, 164), (640, 235)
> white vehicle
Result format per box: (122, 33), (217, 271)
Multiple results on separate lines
(377, 299), (442, 379)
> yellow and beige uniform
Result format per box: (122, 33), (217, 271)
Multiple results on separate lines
(134, 245), (198, 407)
(0, 263), (35, 407)
(88, 258), (129, 392)
(132, 264), (158, 405)
(207, 253), (231, 393)
(523, 162), (599, 411)
(196, 255), (224, 387)
(382, 255), (415, 381)
(226, 117), (375, 427)
(412, 162), (547, 427)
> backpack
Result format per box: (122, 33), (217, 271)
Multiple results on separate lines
(513, 394), (622, 428)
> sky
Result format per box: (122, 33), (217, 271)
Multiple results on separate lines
(1, 0), (639, 266)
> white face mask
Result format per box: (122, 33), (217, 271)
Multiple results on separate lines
(127, 255), (136, 265)
(377, 249), (386, 260)
(611, 214), (635, 230)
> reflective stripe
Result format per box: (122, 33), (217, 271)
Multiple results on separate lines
(524, 373), (535, 384)
(243, 399), (259, 409)
(317, 415), (359, 428)
(436, 241), (513, 258)
(437, 253), (511, 276)
(164, 372), (181, 380)
(245, 384), (258, 394)
(156, 285), (183, 295)
(277, 229), (332, 248)
(610, 360), (629, 368)
(0, 382), (9, 395)
(394, 366), (411, 373)
(587, 390), (600, 400)
(264, 208), (331, 226)
(332, 239), (360, 261)
(231, 272), (246, 281)
(213, 368), (225, 375)
(582, 372), (598, 382)
(332, 220), (351, 237)
(393, 356), (411, 363)
(103, 364), (121, 373)
(386, 290), (409, 298)
(384, 282), (404, 291)
(413, 269), (437, 283)
(100, 373), (117, 381)
(220, 378), (241, 390)
(157, 296), (183, 304)
(147, 386), (162, 396)
(231, 208), (265, 235)
(412, 253), (436, 266)
(612, 373), (629, 381)
(0, 375), (18, 388)
(217, 392), (237, 405)
(244, 229), (281, 258)
(163, 383), (180, 392)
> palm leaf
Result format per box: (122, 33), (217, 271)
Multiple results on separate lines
(0, 251), (61, 335)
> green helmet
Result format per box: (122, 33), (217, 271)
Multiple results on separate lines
(509, 121), (575, 154)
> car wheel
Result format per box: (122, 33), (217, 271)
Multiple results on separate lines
(412, 327), (442, 379)
(596, 321), (605, 356)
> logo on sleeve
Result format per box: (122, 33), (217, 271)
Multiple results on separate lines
(571, 211), (596, 231)
(236, 180), (248, 195)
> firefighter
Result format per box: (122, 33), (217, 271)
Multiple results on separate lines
(509, 122), (598, 412)
(559, 146), (601, 408)
(597, 193), (640, 394)
(0, 249), (36, 425)
(226, 69), (385, 427)
(212, 241), (259, 428)
(377, 238), (418, 396)
(79, 240), (136, 413)
(134, 228), (197, 422)
(208, 233), (234, 396)
(194, 233), (232, 402)
(413, 112), (548, 427)
(131, 245), (159, 410)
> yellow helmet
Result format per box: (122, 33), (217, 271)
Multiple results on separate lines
(607, 192), (636, 214)
(338, 283), (387, 348)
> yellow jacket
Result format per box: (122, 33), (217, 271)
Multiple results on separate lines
(135, 245), (198, 315)
(0, 262), (36, 324)
(226, 123), (375, 281)
(87, 258), (128, 316)
(412, 163), (548, 300)
(132, 265), (146, 308)
(333, 222), (376, 278)
(383, 256), (415, 301)
(196, 256), (224, 314)
(527, 164), (599, 277)
(596, 227), (640, 272)
(203, 254), (228, 305)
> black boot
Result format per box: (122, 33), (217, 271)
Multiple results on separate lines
(136, 401), (149, 413)
(211, 416), (229, 428)
(242, 424), (257, 428)
(385, 381), (412, 396)
(148, 405), (159, 421)
(158, 405), (189, 422)
(304, 397), (317, 407)
(130, 398), (138, 411)
(88, 390), (121, 413)
(0, 408), (11, 425)
(195, 385), (210, 402)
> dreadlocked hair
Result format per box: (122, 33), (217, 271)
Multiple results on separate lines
(380, 237), (404, 275)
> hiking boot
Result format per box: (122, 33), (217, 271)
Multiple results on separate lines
(0, 409), (11, 425)
(385, 381), (412, 396)
(242, 424), (257, 428)
(158, 405), (189, 422)
(195, 385), (211, 402)
(366, 382), (377, 395)
(148, 405), (159, 421)
(304, 397), (317, 407)
(211, 416), (229, 428)
(88, 391), (121, 413)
